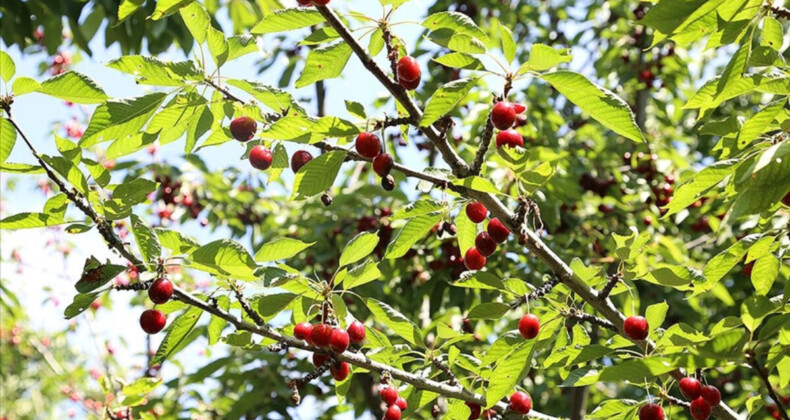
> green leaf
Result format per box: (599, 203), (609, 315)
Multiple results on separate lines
(733, 99), (786, 150)
(179, 2), (210, 44)
(741, 295), (777, 332)
(207, 295), (229, 345)
(521, 44), (571, 72)
(467, 302), (509, 320)
(761, 17), (784, 49)
(455, 205), (476, 256)
(251, 8), (325, 34)
(122, 378), (162, 397)
(106, 132), (159, 159)
(156, 228), (200, 254)
(703, 235), (756, 285)
(390, 199), (445, 221)
(385, 212), (443, 259)
(0, 50), (15, 83)
(0, 212), (66, 230)
(207, 27), (229, 67)
(340, 260), (382, 289)
(254, 293), (297, 319)
(541, 71), (644, 143)
(751, 254), (779, 295)
(684, 74), (790, 110)
(38, 71), (109, 104)
(189, 239), (259, 281)
(64, 292), (101, 319)
(664, 159), (739, 217)
(421, 11), (490, 45)
(1, 118), (16, 163)
(118, 0), (145, 22)
(366, 298), (423, 346)
(569, 357), (678, 386)
(254, 237), (315, 263)
(150, 0), (195, 20)
(645, 301), (668, 333)
(452, 176), (501, 194)
(300, 27), (340, 46)
(227, 35), (259, 62)
(81, 93), (168, 147)
(266, 142), (289, 185)
(130, 214), (161, 268)
(520, 162), (557, 194)
(107, 56), (202, 86)
(589, 400), (640, 419)
(295, 41), (353, 88)
(427, 30), (486, 54)
(344, 100), (366, 119)
(75, 257), (127, 293)
(290, 150), (346, 200)
(0, 163), (44, 174)
(224, 79), (305, 114)
(640, 0), (728, 47)
(432, 52), (485, 70)
(497, 20), (516, 64)
(151, 305), (203, 365)
(12, 77), (40, 96)
(486, 341), (534, 407)
(420, 78), (476, 127)
(339, 232), (380, 268)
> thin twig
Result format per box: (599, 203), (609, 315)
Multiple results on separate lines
(562, 308), (618, 332)
(509, 276), (561, 310)
(229, 282), (266, 327)
(746, 351), (790, 420)
(598, 273), (621, 300)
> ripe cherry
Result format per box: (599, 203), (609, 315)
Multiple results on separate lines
(664, 174), (676, 184)
(140, 309), (166, 334)
(518, 313), (540, 339)
(381, 386), (399, 405)
(294, 322), (313, 342)
(330, 361), (350, 381)
(397, 56), (421, 83)
(312, 352), (330, 367)
(311, 324), (333, 348)
(700, 385), (721, 406)
(689, 397), (711, 420)
(291, 150), (313, 173)
(782, 191), (790, 206)
(296, 0), (312, 5)
(230, 116), (257, 142)
(329, 328), (350, 353)
(466, 201), (488, 223)
(509, 391), (532, 414)
(347, 321), (366, 343)
(464, 247), (486, 270)
(395, 397), (408, 410)
(148, 278), (173, 304)
(487, 218), (510, 243)
(623, 315), (649, 340)
(643, 216), (653, 226)
(679, 377), (703, 400)
(355, 132), (381, 158)
(465, 402), (481, 420)
(384, 405), (402, 420)
(481, 409), (497, 419)
(312, 0), (330, 5)
(373, 153), (394, 177)
(495, 129), (524, 148)
(399, 75), (421, 90)
(249, 145), (273, 170)
(381, 174), (396, 191)
(491, 101), (517, 130)
(475, 232), (497, 257)
(639, 403), (665, 420)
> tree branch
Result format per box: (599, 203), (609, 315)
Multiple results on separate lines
(746, 351), (789, 420)
(469, 115), (495, 175)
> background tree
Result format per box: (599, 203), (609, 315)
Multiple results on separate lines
(1, 0), (789, 419)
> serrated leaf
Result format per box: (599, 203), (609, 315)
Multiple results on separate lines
(427, 30), (487, 54)
(118, 0), (145, 22)
(254, 237), (315, 262)
(106, 132), (159, 159)
(453, 176), (501, 194)
(12, 77), (40, 96)
(0, 212), (67, 230)
(664, 159), (739, 217)
(81, 93), (168, 147)
(190, 239), (259, 281)
(456, 205), (476, 255)
(645, 301), (668, 333)
(267, 142), (289, 185)
(498, 21), (516, 64)
(568, 357), (677, 386)
(487, 341), (534, 407)
(64, 292), (101, 319)
(131, 214), (161, 267)
(254, 293), (297, 319)
(432, 52), (485, 70)
(295, 41), (352, 88)
(107, 56), (202, 86)
(151, 305), (203, 365)
(340, 260), (382, 289)
(640, 0), (728, 48)
(207, 27), (229, 67)
(467, 302), (509, 320)
(0, 50), (15, 83)
(156, 228), (200, 254)
(300, 27), (340, 46)
(38, 71), (109, 104)
(541, 71), (644, 143)
(179, 2), (210, 44)
(385, 212), (443, 259)
(251, 8), (325, 34)
(684, 74), (790, 110)
(421, 11), (489, 45)
(1, 118), (16, 163)
(225, 79), (305, 115)
(207, 295), (229, 345)
(150, 0), (194, 20)
(339, 232), (380, 268)
(420, 78), (476, 127)
(366, 298), (423, 346)
(390, 199), (445, 221)
(290, 150), (346, 200)
(751, 254), (779, 295)
(0, 163), (44, 174)
(761, 17), (784, 49)
(521, 44), (571, 72)
(589, 400), (640, 419)
(75, 257), (126, 293)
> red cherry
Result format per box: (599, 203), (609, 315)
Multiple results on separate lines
(495, 129), (524, 149)
(330, 361), (350, 381)
(664, 174), (676, 184)
(311, 324), (333, 348)
(466, 201), (488, 223)
(140, 309), (166, 334)
(329, 328), (350, 353)
(513, 103), (526, 113)
(347, 321), (366, 343)
(487, 218), (510, 243)
(491, 101), (517, 130)
(396, 56), (421, 83)
(355, 132), (381, 159)
(679, 377), (703, 400)
(297, 0), (312, 5)
(249, 145), (273, 170)
(639, 403), (665, 420)
(473, 233), (496, 257)
(623, 315), (649, 340)
(399, 75), (421, 90)
(518, 313), (540, 339)
(291, 150), (313, 173)
(148, 278), (173, 304)
(464, 247), (486, 270)
(384, 405), (402, 420)
(395, 397), (408, 410)
(481, 409), (497, 419)
(689, 397), (711, 420)
(782, 192), (790, 206)
(700, 385), (721, 406)
(230, 116), (257, 142)
(643, 216), (653, 226)
(312, 352), (330, 367)
(465, 402), (481, 420)
(312, 0), (330, 5)
(294, 322), (313, 342)
(373, 153), (394, 177)
(509, 391), (532, 414)
(380, 386), (399, 405)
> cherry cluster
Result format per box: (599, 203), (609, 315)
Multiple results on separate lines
(139, 278), (173, 335)
(292, 320), (366, 382)
(462, 391), (531, 420)
(356, 132), (397, 191)
(230, 116), (319, 175)
(154, 175), (203, 223)
(462, 201), (510, 271)
(491, 101), (527, 149)
(680, 377), (721, 420)
(296, 0), (330, 7)
(380, 385), (408, 420)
